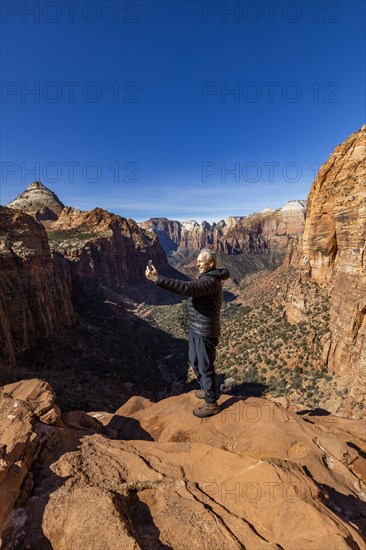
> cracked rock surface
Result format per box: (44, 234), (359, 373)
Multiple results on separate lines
(1, 380), (366, 549)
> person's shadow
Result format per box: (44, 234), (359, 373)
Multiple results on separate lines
(302, 465), (366, 542)
(221, 379), (267, 398)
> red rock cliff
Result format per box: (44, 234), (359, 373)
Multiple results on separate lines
(140, 200), (306, 260)
(46, 207), (168, 292)
(0, 207), (75, 366)
(286, 125), (366, 415)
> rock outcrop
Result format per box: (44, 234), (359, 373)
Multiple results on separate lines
(222, 200), (306, 256)
(6, 182), (169, 294)
(0, 199), (168, 365)
(0, 380), (63, 538)
(7, 181), (64, 223)
(1, 379), (365, 549)
(46, 207), (168, 292)
(0, 206), (75, 366)
(285, 125), (366, 416)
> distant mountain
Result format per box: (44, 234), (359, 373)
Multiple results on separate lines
(280, 199), (307, 211)
(5, 182), (168, 290)
(139, 199), (307, 261)
(45, 206), (168, 291)
(7, 181), (65, 222)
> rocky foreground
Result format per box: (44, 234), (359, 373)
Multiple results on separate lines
(1, 379), (365, 549)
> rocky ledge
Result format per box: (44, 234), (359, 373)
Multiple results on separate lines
(1, 379), (365, 549)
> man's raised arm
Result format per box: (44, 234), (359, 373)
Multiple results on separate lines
(155, 274), (216, 298)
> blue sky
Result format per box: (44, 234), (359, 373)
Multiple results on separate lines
(1, 0), (365, 223)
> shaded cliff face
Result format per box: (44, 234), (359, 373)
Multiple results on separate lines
(1, 379), (366, 549)
(0, 207), (75, 366)
(2, 184), (169, 367)
(139, 217), (182, 253)
(286, 126), (366, 415)
(140, 200), (306, 266)
(46, 207), (168, 292)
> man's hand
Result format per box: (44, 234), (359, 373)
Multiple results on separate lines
(145, 264), (158, 282)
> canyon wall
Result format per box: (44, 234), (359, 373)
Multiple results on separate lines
(46, 207), (168, 293)
(2, 185), (168, 365)
(140, 200), (306, 263)
(0, 206), (75, 367)
(285, 125), (366, 414)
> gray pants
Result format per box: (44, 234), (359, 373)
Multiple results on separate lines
(188, 328), (219, 404)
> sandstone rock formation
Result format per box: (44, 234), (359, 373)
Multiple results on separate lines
(0, 380), (63, 538)
(0, 206), (75, 367)
(7, 181), (64, 222)
(285, 125), (366, 416)
(6, 182), (169, 294)
(223, 200), (306, 256)
(1, 379), (365, 549)
(0, 194), (168, 368)
(45, 207), (168, 292)
(140, 199), (306, 262)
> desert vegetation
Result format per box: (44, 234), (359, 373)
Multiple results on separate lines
(144, 268), (334, 410)
(48, 226), (111, 251)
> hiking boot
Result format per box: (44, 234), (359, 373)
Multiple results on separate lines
(195, 389), (205, 399)
(193, 401), (221, 418)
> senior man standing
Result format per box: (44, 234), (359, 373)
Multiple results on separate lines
(145, 249), (230, 418)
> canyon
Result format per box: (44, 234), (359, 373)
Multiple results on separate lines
(1, 127), (365, 419)
(139, 199), (306, 263)
(0, 126), (365, 548)
(1, 186), (168, 369)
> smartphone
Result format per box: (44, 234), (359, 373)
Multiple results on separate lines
(148, 259), (153, 271)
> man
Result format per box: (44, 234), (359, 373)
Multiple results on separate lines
(145, 249), (230, 418)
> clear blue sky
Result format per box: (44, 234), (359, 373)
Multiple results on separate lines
(1, 0), (365, 223)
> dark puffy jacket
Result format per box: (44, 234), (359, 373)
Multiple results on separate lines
(155, 267), (230, 337)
